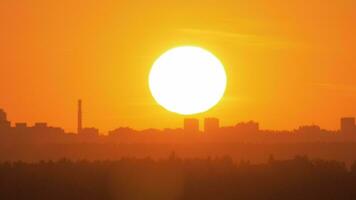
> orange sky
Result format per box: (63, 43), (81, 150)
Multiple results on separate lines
(0, 0), (355, 133)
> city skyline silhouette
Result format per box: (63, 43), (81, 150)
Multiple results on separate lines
(1, 99), (355, 135)
(1, 99), (356, 165)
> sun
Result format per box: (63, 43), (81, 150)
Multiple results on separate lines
(149, 46), (227, 115)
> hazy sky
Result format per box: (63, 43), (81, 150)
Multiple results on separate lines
(0, 0), (355, 133)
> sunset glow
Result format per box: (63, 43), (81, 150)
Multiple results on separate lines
(0, 0), (355, 132)
(2, 1), (356, 198)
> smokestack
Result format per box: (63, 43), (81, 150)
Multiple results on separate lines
(78, 99), (82, 134)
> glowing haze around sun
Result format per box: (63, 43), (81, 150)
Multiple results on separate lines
(149, 46), (227, 115)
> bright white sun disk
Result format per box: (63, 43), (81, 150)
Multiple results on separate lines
(149, 46), (227, 115)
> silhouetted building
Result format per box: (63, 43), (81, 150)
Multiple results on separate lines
(184, 118), (199, 133)
(235, 121), (259, 133)
(204, 118), (219, 133)
(15, 122), (27, 129)
(78, 99), (82, 134)
(341, 117), (355, 135)
(34, 122), (47, 128)
(80, 127), (99, 137)
(0, 109), (10, 128)
(296, 125), (321, 134)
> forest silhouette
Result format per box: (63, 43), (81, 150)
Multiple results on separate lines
(1, 155), (356, 200)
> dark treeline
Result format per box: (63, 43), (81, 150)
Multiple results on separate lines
(2, 143), (356, 166)
(1, 155), (356, 200)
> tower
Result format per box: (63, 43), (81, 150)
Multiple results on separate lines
(78, 99), (82, 134)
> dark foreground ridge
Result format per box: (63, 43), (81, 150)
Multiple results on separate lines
(1, 155), (356, 200)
